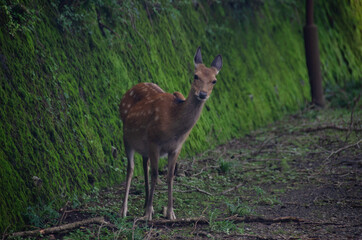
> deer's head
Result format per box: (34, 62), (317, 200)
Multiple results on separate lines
(191, 47), (222, 101)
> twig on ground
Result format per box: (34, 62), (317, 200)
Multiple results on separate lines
(57, 201), (70, 226)
(252, 136), (274, 156)
(194, 230), (214, 239)
(192, 206), (209, 234)
(179, 184), (213, 196)
(248, 158), (283, 162)
(144, 227), (155, 240)
(165, 189), (193, 194)
(2, 225), (10, 240)
(114, 224), (124, 240)
(97, 220), (105, 240)
(10, 217), (107, 238)
(325, 139), (362, 161)
(216, 146), (227, 161)
(252, 135), (283, 157)
(191, 156), (196, 168)
(221, 183), (244, 195)
(131, 217), (140, 240)
(191, 165), (218, 177)
(64, 208), (90, 214)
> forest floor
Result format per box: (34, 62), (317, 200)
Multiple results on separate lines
(6, 107), (362, 240)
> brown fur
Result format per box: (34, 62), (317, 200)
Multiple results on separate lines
(119, 47), (222, 220)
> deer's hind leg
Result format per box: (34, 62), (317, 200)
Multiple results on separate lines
(120, 143), (135, 217)
(144, 145), (160, 220)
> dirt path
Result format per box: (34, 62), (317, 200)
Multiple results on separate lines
(7, 108), (361, 239)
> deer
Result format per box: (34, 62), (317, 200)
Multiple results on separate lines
(119, 47), (222, 220)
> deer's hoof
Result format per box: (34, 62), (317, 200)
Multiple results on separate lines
(120, 207), (127, 218)
(166, 208), (176, 220)
(142, 213), (152, 221)
(143, 206), (153, 221)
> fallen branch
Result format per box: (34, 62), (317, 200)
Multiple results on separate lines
(143, 215), (308, 226)
(146, 215), (346, 227)
(301, 125), (362, 133)
(326, 139), (362, 160)
(11, 217), (107, 238)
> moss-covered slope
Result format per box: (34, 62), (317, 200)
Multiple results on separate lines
(0, 0), (360, 231)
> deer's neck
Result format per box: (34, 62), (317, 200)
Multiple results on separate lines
(173, 90), (205, 135)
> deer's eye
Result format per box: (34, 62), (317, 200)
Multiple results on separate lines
(212, 80), (217, 84)
(194, 74), (199, 80)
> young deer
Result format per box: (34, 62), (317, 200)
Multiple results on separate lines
(119, 47), (222, 220)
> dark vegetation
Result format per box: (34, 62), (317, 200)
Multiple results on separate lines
(0, 0), (361, 235)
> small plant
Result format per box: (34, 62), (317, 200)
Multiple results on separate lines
(51, 1), (90, 33)
(254, 186), (265, 196)
(226, 199), (254, 216)
(64, 229), (93, 240)
(110, 214), (148, 240)
(325, 81), (362, 108)
(280, 158), (290, 171)
(109, 164), (126, 175)
(208, 209), (237, 235)
(23, 201), (60, 228)
(91, 186), (100, 198)
(0, 1), (38, 36)
(218, 158), (232, 174)
(70, 193), (82, 209)
(254, 186), (281, 205)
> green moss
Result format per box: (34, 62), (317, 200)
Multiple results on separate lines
(0, 0), (360, 231)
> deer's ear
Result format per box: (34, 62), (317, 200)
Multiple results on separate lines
(211, 55), (222, 74)
(194, 47), (203, 67)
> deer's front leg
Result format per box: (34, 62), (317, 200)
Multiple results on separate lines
(166, 151), (180, 220)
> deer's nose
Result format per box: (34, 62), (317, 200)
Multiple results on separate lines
(198, 91), (207, 99)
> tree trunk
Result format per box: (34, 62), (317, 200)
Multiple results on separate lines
(304, 0), (325, 107)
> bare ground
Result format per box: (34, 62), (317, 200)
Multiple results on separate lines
(6, 108), (362, 239)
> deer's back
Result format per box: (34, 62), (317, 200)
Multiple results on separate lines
(120, 83), (165, 121)
(120, 83), (188, 156)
